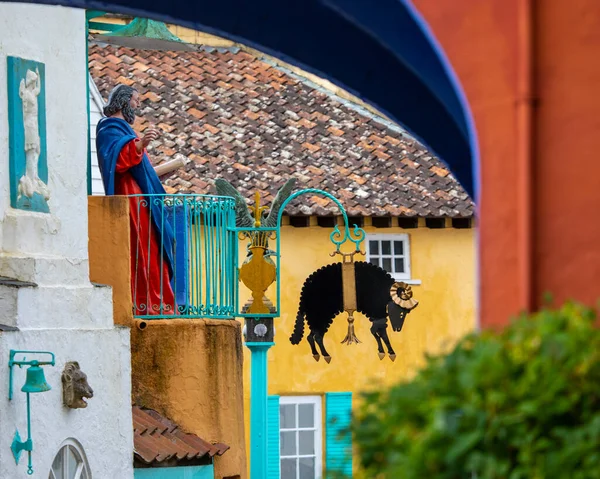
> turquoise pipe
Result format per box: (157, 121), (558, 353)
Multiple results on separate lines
(246, 342), (274, 479)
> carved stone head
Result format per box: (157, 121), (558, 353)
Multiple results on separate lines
(62, 362), (94, 409)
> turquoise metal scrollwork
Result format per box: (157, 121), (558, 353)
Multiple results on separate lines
(276, 188), (366, 253)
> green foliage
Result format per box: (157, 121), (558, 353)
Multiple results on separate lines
(353, 303), (600, 479)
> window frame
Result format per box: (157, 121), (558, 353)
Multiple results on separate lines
(48, 439), (92, 479)
(366, 233), (412, 281)
(279, 395), (323, 479)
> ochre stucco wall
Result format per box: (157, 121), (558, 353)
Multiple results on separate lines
(88, 195), (133, 326)
(132, 319), (247, 479)
(242, 222), (476, 463)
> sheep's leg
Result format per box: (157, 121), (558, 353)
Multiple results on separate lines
(314, 332), (332, 363)
(370, 323), (386, 360)
(307, 331), (320, 362)
(379, 327), (397, 361)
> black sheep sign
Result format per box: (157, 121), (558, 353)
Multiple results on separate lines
(290, 259), (418, 362)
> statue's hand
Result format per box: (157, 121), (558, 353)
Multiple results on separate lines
(141, 127), (161, 150)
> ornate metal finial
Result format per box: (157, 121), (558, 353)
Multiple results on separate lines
(250, 191), (268, 227)
(238, 191), (277, 314)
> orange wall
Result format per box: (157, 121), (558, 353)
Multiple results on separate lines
(88, 196), (133, 326)
(534, 0), (600, 307)
(132, 319), (248, 479)
(413, 0), (600, 326)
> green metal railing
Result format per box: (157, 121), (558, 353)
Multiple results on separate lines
(129, 194), (237, 319)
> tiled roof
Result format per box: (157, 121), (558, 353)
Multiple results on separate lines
(89, 44), (474, 217)
(133, 405), (229, 466)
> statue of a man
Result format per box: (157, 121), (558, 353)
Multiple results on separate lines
(96, 85), (176, 315)
(18, 68), (50, 201)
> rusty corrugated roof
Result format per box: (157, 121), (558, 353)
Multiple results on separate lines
(133, 405), (229, 466)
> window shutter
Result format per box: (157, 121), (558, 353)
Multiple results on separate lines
(267, 395), (280, 479)
(325, 392), (353, 477)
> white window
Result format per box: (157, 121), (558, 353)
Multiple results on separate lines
(280, 396), (322, 479)
(48, 439), (91, 479)
(366, 233), (411, 280)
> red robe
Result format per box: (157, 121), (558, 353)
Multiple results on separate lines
(115, 139), (176, 315)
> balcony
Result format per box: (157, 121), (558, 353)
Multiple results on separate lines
(88, 193), (239, 323)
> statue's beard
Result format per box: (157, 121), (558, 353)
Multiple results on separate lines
(122, 104), (136, 125)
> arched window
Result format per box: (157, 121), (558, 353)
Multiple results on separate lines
(48, 439), (91, 479)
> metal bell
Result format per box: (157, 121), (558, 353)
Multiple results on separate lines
(21, 363), (51, 394)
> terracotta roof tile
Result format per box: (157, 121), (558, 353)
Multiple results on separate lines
(90, 45), (474, 218)
(132, 405), (229, 466)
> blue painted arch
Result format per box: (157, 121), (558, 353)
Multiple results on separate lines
(4, 0), (479, 198)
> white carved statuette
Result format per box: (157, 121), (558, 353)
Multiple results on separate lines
(18, 68), (50, 201)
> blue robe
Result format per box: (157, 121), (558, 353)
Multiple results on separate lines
(96, 117), (176, 279)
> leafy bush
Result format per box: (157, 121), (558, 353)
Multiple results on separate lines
(353, 303), (600, 479)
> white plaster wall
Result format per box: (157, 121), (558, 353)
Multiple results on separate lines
(0, 283), (115, 330)
(0, 4), (90, 283)
(0, 6), (134, 478)
(0, 327), (134, 479)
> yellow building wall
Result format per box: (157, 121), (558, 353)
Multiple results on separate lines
(242, 220), (476, 467)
